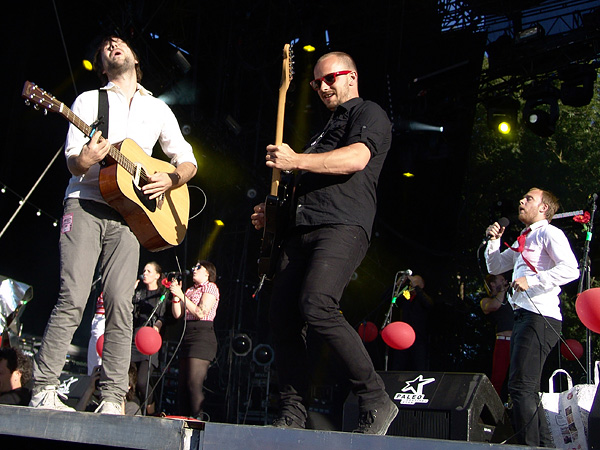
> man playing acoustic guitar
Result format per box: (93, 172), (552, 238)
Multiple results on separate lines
(251, 51), (396, 434)
(29, 35), (196, 414)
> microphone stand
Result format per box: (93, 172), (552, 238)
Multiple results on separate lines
(578, 194), (597, 384)
(381, 271), (410, 371)
(139, 289), (167, 415)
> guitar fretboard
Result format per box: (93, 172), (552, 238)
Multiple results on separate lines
(59, 100), (149, 184)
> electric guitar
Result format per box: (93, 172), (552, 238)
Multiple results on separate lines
(257, 44), (294, 281)
(21, 81), (189, 252)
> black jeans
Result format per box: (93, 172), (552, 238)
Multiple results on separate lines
(269, 225), (387, 422)
(508, 309), (561, 446)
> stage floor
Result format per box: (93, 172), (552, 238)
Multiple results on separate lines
(0, 404), (542, 450)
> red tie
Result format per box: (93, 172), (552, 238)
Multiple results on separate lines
(505, 228), (537, 273)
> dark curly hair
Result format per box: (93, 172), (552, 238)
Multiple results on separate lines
(0, 347), (33, 387)
(92, 35), (143, 85)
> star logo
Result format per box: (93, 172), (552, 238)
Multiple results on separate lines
(393, 375), (436, 405)
(402, 375), (436, 395)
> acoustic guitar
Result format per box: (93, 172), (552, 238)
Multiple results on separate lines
(21, 81), (189, 252)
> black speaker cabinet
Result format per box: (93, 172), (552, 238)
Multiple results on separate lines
(589, 384), (600, 449)
(343, 371), (513, 442)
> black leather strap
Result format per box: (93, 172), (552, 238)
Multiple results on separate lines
(97, 89), (109, 137)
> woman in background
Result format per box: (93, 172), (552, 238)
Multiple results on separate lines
(131, 261), (166, 414)
(169, 260), (219, 419)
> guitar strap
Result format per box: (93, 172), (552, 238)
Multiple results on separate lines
(97, 89), (109, 137)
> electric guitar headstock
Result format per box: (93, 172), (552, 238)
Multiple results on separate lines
(280, 43), (294, 96)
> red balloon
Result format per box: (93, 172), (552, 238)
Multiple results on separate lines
(561, 339), (584, 360)
(135, 327), (162, 355)
(96, 334), (104, 358)
(381, 321), (415, 350)
(576, 288), (600, 333)
(357, 321), (378, 343)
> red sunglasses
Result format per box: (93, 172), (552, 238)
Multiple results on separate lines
(309, 70), (353, 91)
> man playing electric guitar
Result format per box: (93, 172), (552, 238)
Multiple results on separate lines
(29, 35), (196, 414)
(251, 51), (396, 434)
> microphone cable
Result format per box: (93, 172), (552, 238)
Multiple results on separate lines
(497, 288), (587, 445)
(134, 257), (189, 416)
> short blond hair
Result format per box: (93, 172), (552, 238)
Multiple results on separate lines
(316, 52), (357, 72)
(530, 187), (560, 221)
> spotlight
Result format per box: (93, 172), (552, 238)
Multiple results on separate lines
(486, 96), (519, 135)
(252, 344), (274, 366)
(523, 83), (560, 137)
(232, 333), (252, 356)
(559, 64), (597, 107)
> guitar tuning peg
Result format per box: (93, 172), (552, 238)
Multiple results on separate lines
(33, 104), (40, 110)
(43, 109), (48, 116)
(24, 99), (30, 106)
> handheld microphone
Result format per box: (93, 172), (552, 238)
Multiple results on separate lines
(482, 217), (510, 245)
(397, 269), (412, 276)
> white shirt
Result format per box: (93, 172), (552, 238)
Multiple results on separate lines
(485, 219), (579, 320)
(64, 83), (197, 203)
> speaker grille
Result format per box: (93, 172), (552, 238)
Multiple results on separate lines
(390, 409), (450, 439)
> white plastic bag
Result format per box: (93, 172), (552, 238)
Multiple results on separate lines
(541, 362), (599, 449)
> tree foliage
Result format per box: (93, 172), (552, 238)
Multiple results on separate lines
(453, 79), (600, 384)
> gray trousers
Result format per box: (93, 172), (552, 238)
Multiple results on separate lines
(33, 199), (139, 403)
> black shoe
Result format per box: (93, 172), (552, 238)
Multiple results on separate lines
(353, 398), (399, 435)
(272, 415), (305, 429)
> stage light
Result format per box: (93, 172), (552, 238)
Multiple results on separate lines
(303, 44), (316, 52)
(232, 333), (252, 356)
(523, 83), (560, 137)
(252, 344), (274, 366)
(515, 25), (545, 43)
(497, 121), (511, 134)
(82, 59), (93, 71)
(486, 96), (519, 136)
(402, 172), (415, 178)
(198, 218), (224, 259)
(181, 124), (192, 136)
(559, 64), (597, 107)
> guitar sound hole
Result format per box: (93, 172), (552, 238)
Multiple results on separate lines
(133, 180), (156, 212)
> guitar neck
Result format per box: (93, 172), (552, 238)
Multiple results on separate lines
(57, 101), (146, 182)
(271, 77), (287, 196)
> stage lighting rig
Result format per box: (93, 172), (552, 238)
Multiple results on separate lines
(559, 64), (597, 107)
(486, 96), (519, 135)
(522, 82), (560, 137)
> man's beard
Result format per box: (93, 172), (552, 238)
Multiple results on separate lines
(105, 55), (135, 78)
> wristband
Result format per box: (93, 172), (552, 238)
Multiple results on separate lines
(172, 299), (181, 304)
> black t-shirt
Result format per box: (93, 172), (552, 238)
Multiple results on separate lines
(293, 97), (392, 240)
(132, 288), (166, 331)
(488, 301), (514, 333)
(0, 387), (31, 406)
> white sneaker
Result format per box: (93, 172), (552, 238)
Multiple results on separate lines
(29, 386), (75, 412)
(95, 400), (123, 415)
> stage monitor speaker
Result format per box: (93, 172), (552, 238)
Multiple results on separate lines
(589, 384), (600, 449)
(343, 371), (513, 443)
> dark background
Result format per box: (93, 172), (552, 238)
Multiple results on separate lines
(2, 0), (600, 422)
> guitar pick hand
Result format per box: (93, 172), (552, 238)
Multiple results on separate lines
(142, 172), (175, 199)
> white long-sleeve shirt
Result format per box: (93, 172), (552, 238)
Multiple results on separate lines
(485, 219), (579, 320)
(64, 82), (197, 204)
